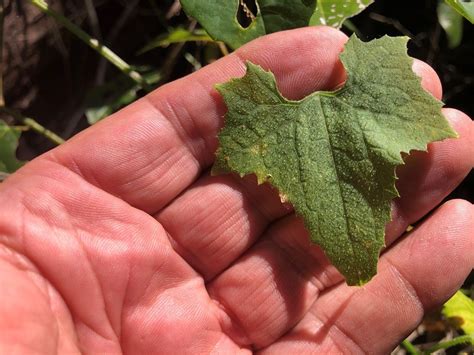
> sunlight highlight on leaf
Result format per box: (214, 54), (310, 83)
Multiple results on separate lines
(309, 0), (373, 28)
(443, 290), (474, 339)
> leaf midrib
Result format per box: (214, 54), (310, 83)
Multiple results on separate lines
(315, 96), (357, 262)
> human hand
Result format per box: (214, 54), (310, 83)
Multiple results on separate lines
(0, 27), (472, 354)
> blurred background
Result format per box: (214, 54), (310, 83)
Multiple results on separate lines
(2, 0), (473, 198)
(2, 0), (473, 352)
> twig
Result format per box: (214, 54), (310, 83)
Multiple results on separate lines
(166, 0), (181, 19)
(426, 22), (441, 66)
(217, 42), (229, 56)
(95, 0), (139, 85)
(106, 0), (139, 46)
(159, 20), (197, 83)
(369, 13), (421, 46)
(10, 125), (30, 131)
(84, 0), (103, 42)
(147, 0), (168, 27)
(0, 107), (65, 145)
(184, 52), (201, 71)
(28, 0), (151, 92)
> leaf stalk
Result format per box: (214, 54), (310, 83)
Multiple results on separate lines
(422, 334), (474, 354)
(0, 107), (65, 146)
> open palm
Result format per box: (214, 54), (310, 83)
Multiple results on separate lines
(0, 28), (473, 354)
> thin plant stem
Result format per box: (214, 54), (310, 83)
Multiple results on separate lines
(83, 0), (102, 42)
(11, 125), (30, 131)
(217, 42), (229, 56)
(28, 0), (151, 91)
(342, 19), (363, 38)
(96, 0), (139, 85)
(166, 0), (181, 19)
(422, 334), (473, 354)
(402, 339), (420, 355)
(0, 107), (65, 145)
(159, 20), (197, 84)
(23, 118), (65, 145)
(369, 12), (421, 46)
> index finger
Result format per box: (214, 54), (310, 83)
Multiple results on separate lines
(45, 27), (348, 213)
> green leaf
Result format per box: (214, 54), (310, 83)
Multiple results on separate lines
(138, 28), (213, 54)
(438, 1), (464, 48)
(443, 291), (474, 338)
(180, 0), (265, 49)
(445, 0), (474, 23)
(180, 0), (374, 49)
(212, 35), (457, 285)
(0, 120), (25, 174)
(256, 0), (316, 33)
(309, 0), (374, 28)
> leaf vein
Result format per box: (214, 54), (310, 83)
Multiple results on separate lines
(317, 97), (356, 261)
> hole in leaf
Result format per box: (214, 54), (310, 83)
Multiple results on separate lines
(237, 0), (258, 28)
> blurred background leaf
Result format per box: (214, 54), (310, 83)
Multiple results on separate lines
(442, 290), (474, 338)
(438, 0), (464, 48)
(309, 0), (374, 28)
(0, 120), (25, 173)
(138, 27), (212, 54)
(445, 0), (474, 23)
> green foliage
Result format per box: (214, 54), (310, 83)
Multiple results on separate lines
(180, 0), (265, 49)
(138, 28), (213, 54)
(442, 290), (474, 339)
(309, 0), (374, 28)
(423, 335), (474, 353)
(0, 120), (24, 173)
(180, 0), (374, 49)
(445, 0), (474, 23)
(212, 35), (456, 285)
(438, 1), (464, 48)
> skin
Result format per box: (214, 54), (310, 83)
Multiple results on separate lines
(0, 27), (473, 354)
